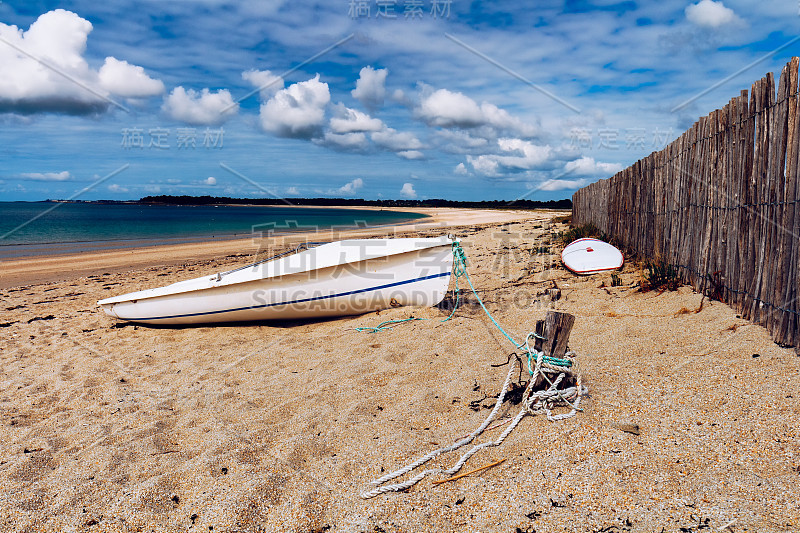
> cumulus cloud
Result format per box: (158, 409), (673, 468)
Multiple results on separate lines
(0, 10), (163, 114)
(163, 87), (238, 126)
(685, 0), (740, 27)
(351, 66), (388, 111)
(563, 156), (622, 177)
(466, 138), (554, 177)
(454, 163), (469, 175)
(286, 186), (299, 196)
(400, 182), (417, 198)
(98, 57), (164, 98)
(397, 150), (424, 160)
(436, 129), (491, 154)
(535, 178), (590, 192)
(315, 131), (369, 151)
(337, 177), (364, 196)
(19, 171), (71, 181)
(260, 75), (330, 139)
(242, 69), (284, 98)
(329, 104), (384, 133)
(417, 88), (537, 137)
(204, 176), (217, 185)
(108, 183), (129, 193)
(371, 127), (423, 151)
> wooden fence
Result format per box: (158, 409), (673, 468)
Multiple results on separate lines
(572, 57), (800, 350)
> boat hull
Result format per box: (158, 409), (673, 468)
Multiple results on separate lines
(99, 242), (453, 325)
(561, 237), (623, 275)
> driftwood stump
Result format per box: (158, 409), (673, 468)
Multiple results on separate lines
(533, 311), (575, 357)
(532, 311), (576, 388)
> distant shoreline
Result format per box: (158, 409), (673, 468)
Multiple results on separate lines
(40, 195), (573, 210)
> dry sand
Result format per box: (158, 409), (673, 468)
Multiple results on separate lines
(0, 208), (798, 532)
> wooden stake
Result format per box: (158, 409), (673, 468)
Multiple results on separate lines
(541, 311), (575, 358)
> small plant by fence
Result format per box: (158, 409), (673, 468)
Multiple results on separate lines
(572, 57), (800, 351)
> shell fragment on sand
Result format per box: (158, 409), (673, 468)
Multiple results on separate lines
(561, 238), (623, 275)
(97, 237), (454, 325)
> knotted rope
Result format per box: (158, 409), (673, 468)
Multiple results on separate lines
(359, 241), (587, 499)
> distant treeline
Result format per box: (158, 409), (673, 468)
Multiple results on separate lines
(136, 195), (572, 210)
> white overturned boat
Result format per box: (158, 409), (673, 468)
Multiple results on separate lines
(97, 236), (455, 325)
(561, 237), (623, 275)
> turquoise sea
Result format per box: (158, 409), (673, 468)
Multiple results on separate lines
(0, 202), (428, 259)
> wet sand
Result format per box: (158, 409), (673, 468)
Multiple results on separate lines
(0, 209), (798, 532)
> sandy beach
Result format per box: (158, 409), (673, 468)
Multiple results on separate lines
(1, 208), (798, 532)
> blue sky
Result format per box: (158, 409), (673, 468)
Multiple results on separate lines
(0, 0), (797, 201)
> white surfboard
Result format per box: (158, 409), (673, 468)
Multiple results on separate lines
(561, 238), (623, 275)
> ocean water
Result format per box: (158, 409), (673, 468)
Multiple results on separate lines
(0, 202), (428, 259)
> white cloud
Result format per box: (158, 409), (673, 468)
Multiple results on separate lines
(337, 177), (364, 195)
(371, 127), (423, 151)
(418, 89), (482, 128)
(163, 87), (237, 126)
(685, 0), (740, 27)
(351, 66), (388, 110)
(0, 10), (163, 114)
(563, 156), (622, 177)
(535, 178), (589, 192)
(436, 129), (491, 153)
(242, 69), (284, 98)
(315, 131), (369, 151)
(400, 182), (417, 198)
(19, 171), (71, 181)
(260, 75), (330, 138)
(107, 183), (129, 193)
(467, 155), (501, 176)
(390, 89), (407, 104)
(329, 104), (384, 133)
(454, 163), (469, 175)
(397, 150), (424, 160)
(417, 88), (537, 137)
(286, 186), (299, 196)
(466, 138), (554, 177)
(98, 57), (164, 98)
(204, 176), (217, 185)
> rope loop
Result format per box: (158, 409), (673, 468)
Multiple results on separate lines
(354, 317), (426, 333)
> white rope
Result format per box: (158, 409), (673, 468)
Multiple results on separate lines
(360, 344), (586, 499)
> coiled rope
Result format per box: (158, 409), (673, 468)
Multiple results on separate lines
(359, 241), (587, 499)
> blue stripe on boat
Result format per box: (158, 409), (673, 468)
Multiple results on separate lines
(117, 271), (453, 321)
